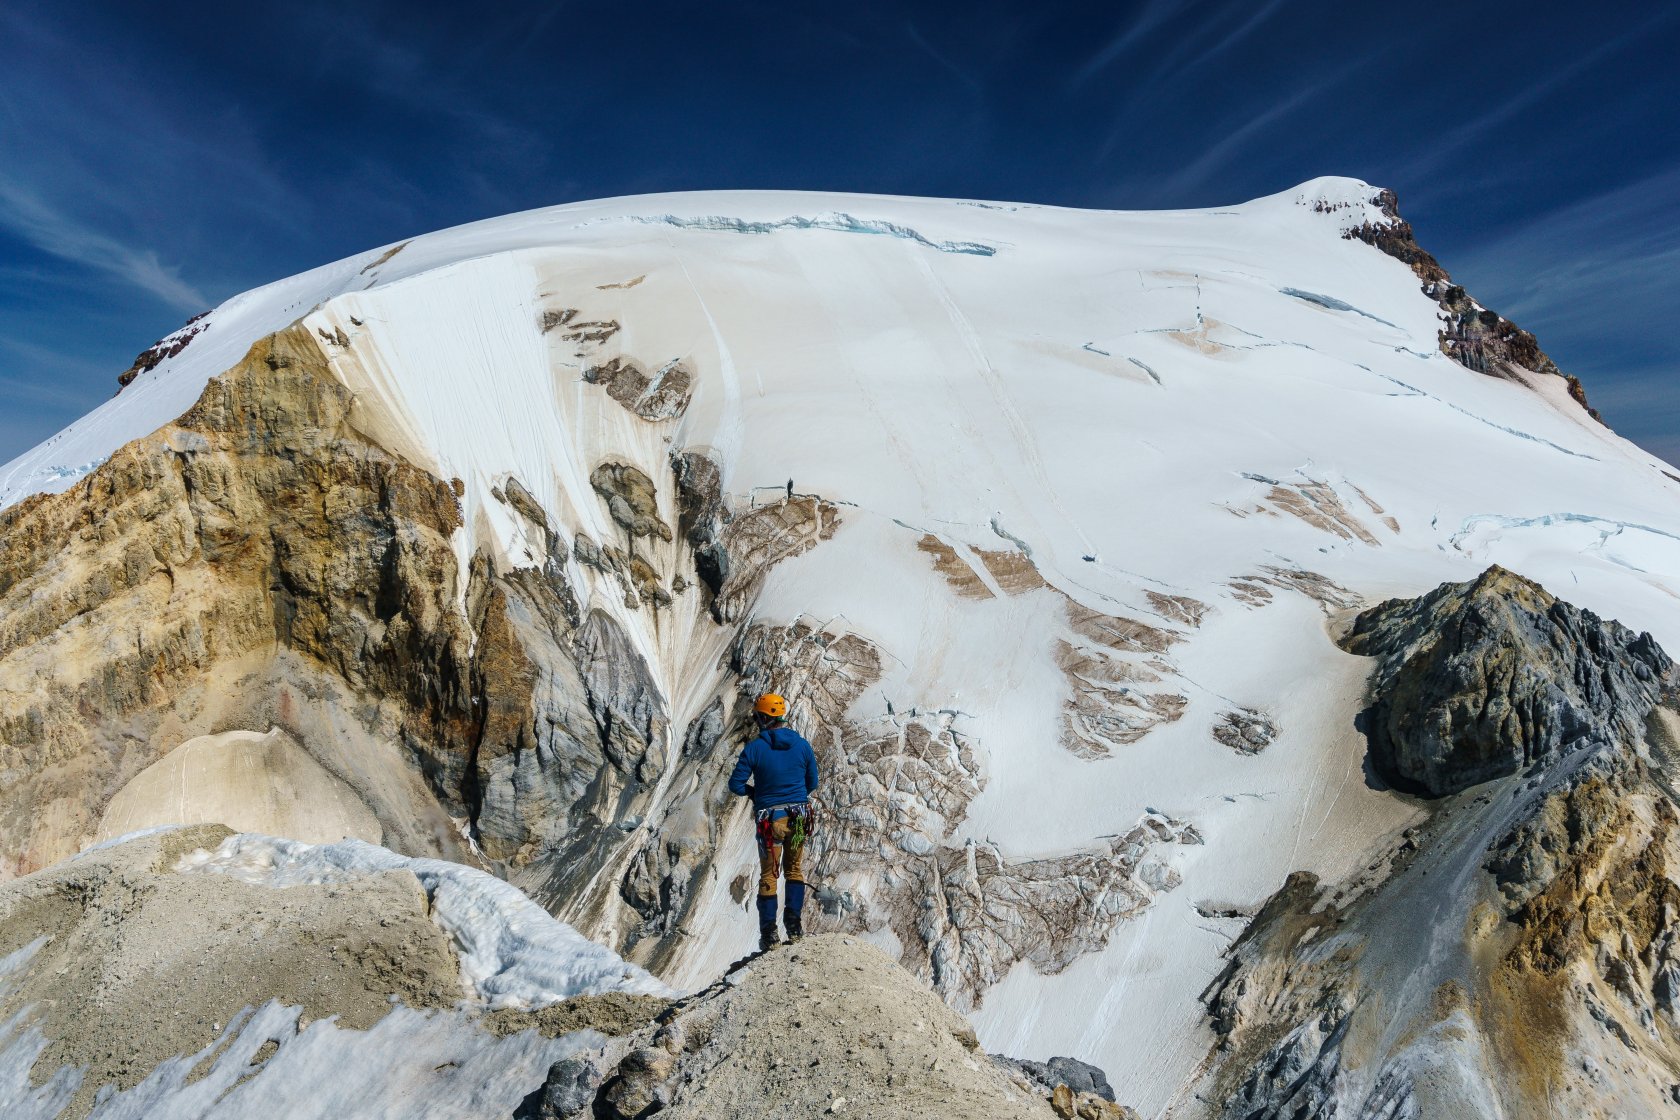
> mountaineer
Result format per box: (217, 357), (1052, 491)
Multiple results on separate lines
(728, 693), (819, 952)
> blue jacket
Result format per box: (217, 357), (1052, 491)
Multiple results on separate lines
(728, 726), (819, 811)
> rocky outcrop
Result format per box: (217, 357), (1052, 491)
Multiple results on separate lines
(711, 496), (841, 623)
(1201, 749), (1680, 1119)
(1255, 476), (1383, 546)
(1341, 189), (1449, 287)
(994, 1055), (1116, 1101)
(591, 461), (674, 543)
(1213, 708), (1277, 755)
(672, 450), (727, 602)
(1198, 871), (1363, 1120)
(917, 534), (1003, 600)
(540, 307), (621, 346)
(582, 357), (694, 421)
(115, 311), (207, 390)
(1344, 188), (1602, 420)
(1046, 1089), (1139, 1120)
(572, 530), (672, 610)
(1057, 599), (1188, 759)
(1228, 567), (1362, 612)
(1, 324), (713, 895)
(1341, 565), (1675, 796)
(2, 314), (833, 984)
(912, 535), (1195, 759)
(18, 299), (1087, 1005)
(465, 574), (627, 869)
(1433, 283), (1553, 378)
(0, 327), (476, 876)
(1471, 757), (1680, 1120)
(1192, 573), (1680, 1118)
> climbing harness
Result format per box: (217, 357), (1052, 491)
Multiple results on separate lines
(756, 801), (813, 848)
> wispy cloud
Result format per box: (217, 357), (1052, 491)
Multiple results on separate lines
(1148, 53), (1370, 199)
(298, 3), (548, 164)
(0, 7), (308, 310)
(0, 337), (115, 409)
(1170, 0), (1288, 76)
(1112, 0), (1288, 95)
(1152, 83), (1325, 199)
(906, 21), (984, 97)
(0, 176), (206, 311)
(1407, 7), (1677, 182)
(1451, 162), (1680, 464)
(1455, 164), (1680, 331)
(1085, 0), (1322, 167)
(1071, 0), (1187, 85)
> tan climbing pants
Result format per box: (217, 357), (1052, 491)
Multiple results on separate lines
(757, 815), (805, 897)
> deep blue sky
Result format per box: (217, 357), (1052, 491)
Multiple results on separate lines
(2, 1), (1676, 464)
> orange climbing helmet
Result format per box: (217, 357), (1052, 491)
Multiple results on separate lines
(754, 693), (788, 719)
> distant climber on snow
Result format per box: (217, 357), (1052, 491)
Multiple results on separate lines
(728, 692), (818, 952)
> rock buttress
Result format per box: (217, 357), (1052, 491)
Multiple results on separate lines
(1345, 187), (1602, 421)
(0, 328), (526, 874)
(1340, 564), (1674, 797)
(1194, 574), (1680, 1118)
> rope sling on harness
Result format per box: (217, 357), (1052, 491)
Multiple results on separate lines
(756, 802), (813, 847)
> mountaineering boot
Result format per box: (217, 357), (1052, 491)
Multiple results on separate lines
(758, 895), (780, 951)
(784, 880), (806, 941)
(759, 923), (780, 952)
(782, 879), (803, 940)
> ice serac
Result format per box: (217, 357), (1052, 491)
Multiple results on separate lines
(2, 177), (1680, 1116)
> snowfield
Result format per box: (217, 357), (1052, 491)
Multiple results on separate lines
(6, 177), (1678, 1112)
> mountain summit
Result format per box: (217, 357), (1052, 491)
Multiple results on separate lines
(2, 180), (1678, 1116)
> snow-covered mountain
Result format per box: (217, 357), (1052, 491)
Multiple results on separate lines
(2, 177), (1678, 1117)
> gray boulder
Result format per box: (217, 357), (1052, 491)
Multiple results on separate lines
(535, 1054), (604, 1119)
(1340, 565), (1675, 797)
(992, 1054), (1117, 1102)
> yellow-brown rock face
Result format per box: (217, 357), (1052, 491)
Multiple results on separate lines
(0, 327), (474, 876)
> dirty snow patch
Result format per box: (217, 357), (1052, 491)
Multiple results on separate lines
(178, 834), (676, 1006)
